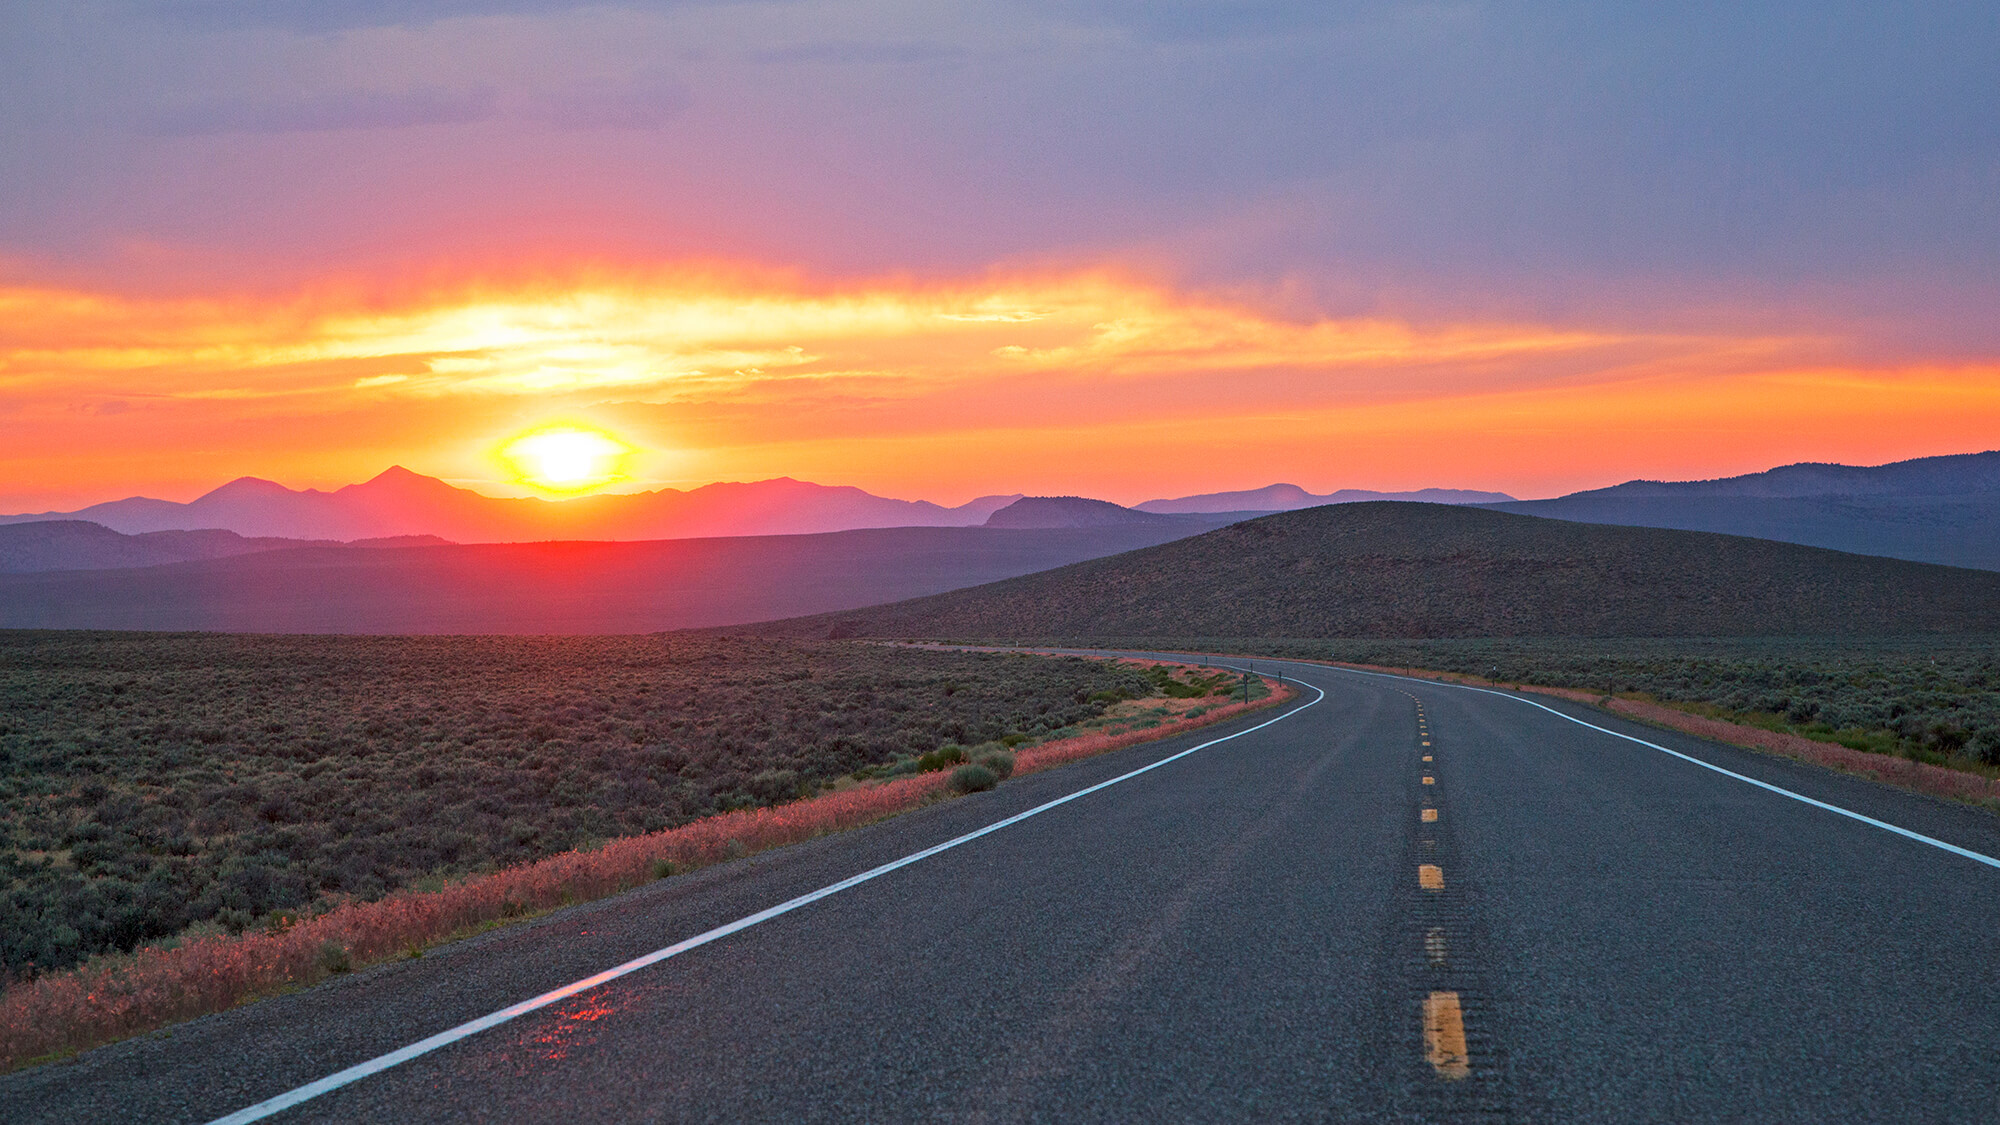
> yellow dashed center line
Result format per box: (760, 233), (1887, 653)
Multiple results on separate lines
(1408, 701), (1474, 1082)
(1424, 991), (1471, 1080)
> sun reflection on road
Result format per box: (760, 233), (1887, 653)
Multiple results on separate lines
(525, 992), (623, 1063)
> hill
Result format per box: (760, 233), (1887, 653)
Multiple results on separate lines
(0, 521), (322, 573)
(0, 521), (456, 573)
(0, 523), (1215, 633)
(754, 502), (2000, 640)
(983, 496), (1185, 529)
(1492, 450), (2000, 571)
(0, 468), (1021, 543)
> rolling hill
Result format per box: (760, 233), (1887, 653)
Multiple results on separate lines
(0, 521), (322, 573)
(752, 502), (2000, 640)
(983, 496), (1187, 529)
(0, 520), (450, 573)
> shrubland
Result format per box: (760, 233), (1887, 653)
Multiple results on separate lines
(0, 643), (1277, 1070)
(0, 632), (1165, 977)
(1198, 636), (2000, 772)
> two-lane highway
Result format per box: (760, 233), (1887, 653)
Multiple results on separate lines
(5, 656), (1998, 1122)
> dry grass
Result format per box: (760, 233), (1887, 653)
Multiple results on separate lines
(1018, 686), (1284, 775)
(1595, 695), (2000, 804)
(0, 671), (1290, 1072)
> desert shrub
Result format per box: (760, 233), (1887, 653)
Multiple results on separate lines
(316, 940), (351, 975)
(971, 746), (1015, 779)
(948, 764), (998, 794)
(745, 769), (802, 804)
(1144, 664), (1231, 699)
(915, 744), (968, 772)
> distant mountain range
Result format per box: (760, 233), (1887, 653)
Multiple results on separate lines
(0, 471), (1500, 545)
(28, 500), (1994, 637)
(7, 450), (1992, 632)
(1487, 449), (2000, 571)
(3, 447), (1996, 592)
(1553, 450), (2000, 499)
(758, 503), (2000, 641)
(0, 494), (1236, 576)
(0, 468), (1025, 543)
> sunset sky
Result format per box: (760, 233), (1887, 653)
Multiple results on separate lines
(3, 1), (1996, 510)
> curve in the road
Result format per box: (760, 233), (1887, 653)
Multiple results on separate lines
(18, 651), (2000, 1122)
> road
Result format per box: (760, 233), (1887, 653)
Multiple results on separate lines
(6, 655), (1999, 1122)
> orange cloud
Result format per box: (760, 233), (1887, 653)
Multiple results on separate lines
(0, 265), (1992, 510)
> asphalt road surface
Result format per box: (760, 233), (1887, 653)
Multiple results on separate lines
(6, 655), (1999, 1123)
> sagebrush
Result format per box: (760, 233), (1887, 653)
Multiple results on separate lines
(0, 632), (1159, 975)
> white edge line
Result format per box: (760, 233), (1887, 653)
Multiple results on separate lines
(1322, 662), (2000, 872)
(206, 670), (1322, 1125)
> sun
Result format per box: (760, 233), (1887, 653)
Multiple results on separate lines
(499, 425), (636, 494)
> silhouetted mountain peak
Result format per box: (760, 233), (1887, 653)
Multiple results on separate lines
(696, 476), (839, 491)
(197, 476), (298, 501)
(344, 466), (469, 499)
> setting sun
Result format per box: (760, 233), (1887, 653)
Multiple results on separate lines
(499, 426), (635, 494)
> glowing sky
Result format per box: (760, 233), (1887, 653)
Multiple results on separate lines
(3, 2), (1997, 509)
